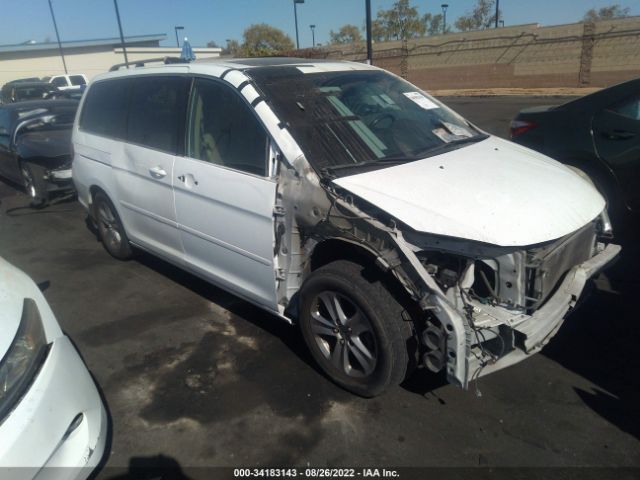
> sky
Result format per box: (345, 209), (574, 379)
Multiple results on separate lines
(1, 0), (640, 49)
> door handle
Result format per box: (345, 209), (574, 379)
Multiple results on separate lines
(602, 129), (636, 140)
(149, 166), (167, 178)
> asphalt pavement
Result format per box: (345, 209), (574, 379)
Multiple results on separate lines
(0, 96), (638, 476)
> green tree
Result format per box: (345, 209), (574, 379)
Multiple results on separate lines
(371, 19), (387, 42)
(376, 0), (427, 41)
(222, 39), (241, 56)
(423, 13), (449, 35)
(240, 24), (295, 57)
(583, 4), (630, 22)
(329, 24), (363, 44)
(206, 40), (220, 48)
(454, 0), (500, 31)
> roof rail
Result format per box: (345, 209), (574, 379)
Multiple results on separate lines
(109, 56), (189, 72)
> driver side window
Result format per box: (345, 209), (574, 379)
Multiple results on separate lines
(186, 78), (268, 176)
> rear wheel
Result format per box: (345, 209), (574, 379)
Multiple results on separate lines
(20, 162), (47, 208)
(93, 192), (133, 260)
(298, 260), (414, 397)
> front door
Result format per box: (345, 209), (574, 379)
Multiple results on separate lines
(173, 78), (278, 310)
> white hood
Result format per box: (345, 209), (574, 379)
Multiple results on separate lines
(0, 258), (62, 355)
(333, 136), (605, 246)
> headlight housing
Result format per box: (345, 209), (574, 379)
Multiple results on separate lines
(0, 298), (49, 422)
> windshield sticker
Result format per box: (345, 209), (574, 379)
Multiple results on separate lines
(432, 128), (462, 143)
(403, 92), (439, 110)
(442, 122), (473, 138)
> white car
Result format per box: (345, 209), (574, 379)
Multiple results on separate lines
(0, 258), (107, 478)
(72, 58), (620, 397)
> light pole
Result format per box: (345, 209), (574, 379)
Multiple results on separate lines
(47, 0), (68, 74)
(365, 0), (373, 64)
(441, 4), (449, 35)
(293, 0), (304, 50)
(175, 26), (184, 47)
(495, 0), (500, 28)
(310, 24), (316, 47)
(113, 0), (129, 68)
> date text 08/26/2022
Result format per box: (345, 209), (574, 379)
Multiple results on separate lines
(233, 468), (400, 478)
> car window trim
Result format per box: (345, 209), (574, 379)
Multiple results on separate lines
(183, 75), (273, 179)
(126, 75), (190, 156)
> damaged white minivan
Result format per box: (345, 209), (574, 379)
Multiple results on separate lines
(72, 58), (620, 397)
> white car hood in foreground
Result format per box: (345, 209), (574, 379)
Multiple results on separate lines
(0, 258), (62, 356)
(333, 136), (605, 246)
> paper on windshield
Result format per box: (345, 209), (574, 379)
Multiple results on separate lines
(403, 92), (439, 110)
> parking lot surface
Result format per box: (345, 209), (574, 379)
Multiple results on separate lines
(0, 96), (638, 473)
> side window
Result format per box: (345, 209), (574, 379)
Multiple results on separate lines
(186, 78), (268, 176)
(127, 76), (189, 154)
(51, 77), (68, 87)
(607, 96), (640, 121)
(79, 78), (131, 139)
(70, 75), (86, 86)
(0, 109), (10, 148)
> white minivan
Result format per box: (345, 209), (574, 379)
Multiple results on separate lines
(72, 58), (620, 397)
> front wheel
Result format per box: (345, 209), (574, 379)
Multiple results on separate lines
(20, 162), (47, 208)
(93, 192), (133, 260)
(298, 260), (414, 397)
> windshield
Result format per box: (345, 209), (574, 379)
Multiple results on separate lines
(249, 67), (485, 174)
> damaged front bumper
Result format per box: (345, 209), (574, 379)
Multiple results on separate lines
(444, 242), (620, 387)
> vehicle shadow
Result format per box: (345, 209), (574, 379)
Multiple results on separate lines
(542, 215), (640, 440)
(131, 250), (321, 376)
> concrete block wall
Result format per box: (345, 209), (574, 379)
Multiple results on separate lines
(310, 16), (640, 90)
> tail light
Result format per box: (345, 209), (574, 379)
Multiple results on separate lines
(510, 119), (537, 138)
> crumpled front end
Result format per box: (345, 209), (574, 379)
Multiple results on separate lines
(398, 216), (620, 388)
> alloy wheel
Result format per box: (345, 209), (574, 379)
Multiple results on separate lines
(97, 202), (122, 252)
(310, 291), (378, 378)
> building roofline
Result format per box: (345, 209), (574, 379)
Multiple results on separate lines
(0, 34), (167, 54)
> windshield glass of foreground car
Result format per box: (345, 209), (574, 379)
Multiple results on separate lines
(249, 67), (486, 175)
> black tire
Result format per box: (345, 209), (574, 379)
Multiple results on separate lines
(20, 162), (48, 208)
(93, 191), (133, 260)
(298, 260), (414, 397)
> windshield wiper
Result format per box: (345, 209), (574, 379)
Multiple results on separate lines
(321, 133), (489, 177)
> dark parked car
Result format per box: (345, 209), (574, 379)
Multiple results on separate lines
(510, 77), (640, 215)
(0, 99), (78, 206)
(0, 81), (61, 104)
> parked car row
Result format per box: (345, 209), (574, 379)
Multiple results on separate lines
(1, 74), (87, 104)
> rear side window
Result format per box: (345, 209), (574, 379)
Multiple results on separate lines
(70, 75), (86, 86)
(127, 76), (190, 154)
(186, 78), (267, 176)
(51, 77), (68, 87)
(80, 78), (131, 139)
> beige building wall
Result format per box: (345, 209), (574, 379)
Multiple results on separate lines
(0, 46), (221, 87)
